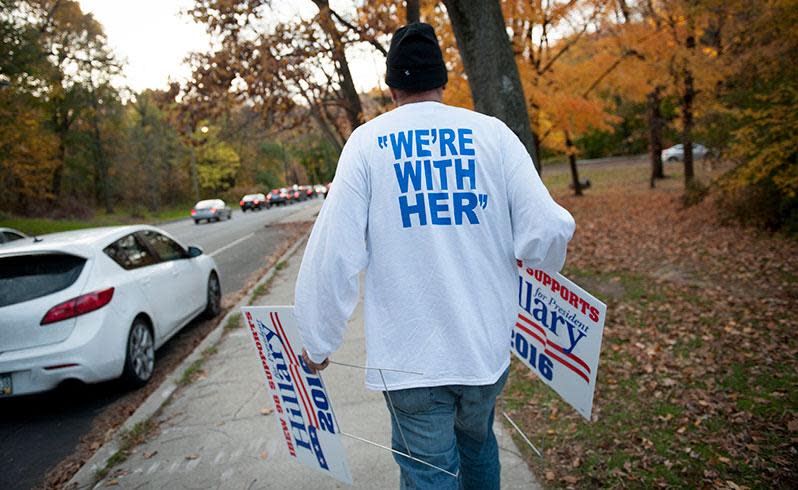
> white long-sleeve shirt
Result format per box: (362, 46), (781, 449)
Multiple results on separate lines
(294, 101), (575, 391)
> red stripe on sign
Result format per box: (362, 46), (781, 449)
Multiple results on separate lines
(515, 322), (546, 346)
(546, 341), (592, 374)
(518, 314), (591, 374)
(544, 347), (590, 383)
(518, 314), (546, 336)
(290, 363), (319, 428)
(271, 312), (299, 365)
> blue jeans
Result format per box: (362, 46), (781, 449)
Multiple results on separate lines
(382, 368), (510, 490)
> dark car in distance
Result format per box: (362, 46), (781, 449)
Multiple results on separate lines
(267, 189), (288, 207)
(239, 193), (267, 212)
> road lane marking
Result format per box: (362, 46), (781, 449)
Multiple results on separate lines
(210, 232), (255, 257)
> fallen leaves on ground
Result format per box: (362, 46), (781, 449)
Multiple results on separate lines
(260, 407), (274, 416)
(501, 178), (798, 488)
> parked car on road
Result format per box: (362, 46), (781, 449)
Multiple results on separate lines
(266, 189), (287, 207)
(313, 184), (328, 198)
(239, 193), (266, 212)
(290, 185), (303, 202)
(0, 227), (26, 246)
(279, 187), (295, 205)
(0, 225), (221, 396)
(662, 143), (709, 163)
(191, 199), (232, 224)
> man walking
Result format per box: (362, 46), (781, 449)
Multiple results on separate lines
(295, 22), (574, 490)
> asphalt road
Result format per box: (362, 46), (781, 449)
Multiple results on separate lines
(0, 198), (322, 490)
(160, 199), (321, 297)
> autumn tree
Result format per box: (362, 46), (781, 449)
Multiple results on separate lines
(32, 0), (119, 198)
(0, 0), (58, 212)
(441, 0), (539, 170)
(716, 0), (798, 229)
(188, 0), (371, 151)
(195, 125), (241, 194)
(635, 1), (725, 190)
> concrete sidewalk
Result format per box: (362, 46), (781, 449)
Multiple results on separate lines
(92, 242), (540, 489)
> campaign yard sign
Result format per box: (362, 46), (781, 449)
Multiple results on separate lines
(512, 261), (607, 420)
(242, 306), (352, 485)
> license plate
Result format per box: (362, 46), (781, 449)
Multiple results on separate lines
(0, 373), (12, 396)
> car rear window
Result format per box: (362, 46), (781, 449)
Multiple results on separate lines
(0, 254), (86, 307)
(196, 200), (222, 209)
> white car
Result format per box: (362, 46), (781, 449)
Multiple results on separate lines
(0, 225), (221, 397)
(662, 143), (709, 162)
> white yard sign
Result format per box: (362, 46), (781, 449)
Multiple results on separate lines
(242, 306), (353, 484)
(512, 262), (607, 420)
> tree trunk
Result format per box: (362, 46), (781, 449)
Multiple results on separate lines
(51, 138), (65, 198)
(647, 85), (664, 188)
(309, 105), (344, 154)
(565, 131), (583, 196)
(406, 0), (420, 23)
(682, 35), (696, 186)
(312, 0), (364, 133)
(90, 97), (113, 213)
(145, 143), (159, 213)
(442, 0), (539, 172)
(189, 145), (200, 202)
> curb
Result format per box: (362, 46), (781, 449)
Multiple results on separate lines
(66, 234), (310, 490)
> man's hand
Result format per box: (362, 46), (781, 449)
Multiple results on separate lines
(302, 349), (330, 374)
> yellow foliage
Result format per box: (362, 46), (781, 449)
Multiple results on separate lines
(0, 93), (58, 208)
(727, 85), (798, 198)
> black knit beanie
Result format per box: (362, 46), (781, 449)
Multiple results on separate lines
(385, 22), (448, 92)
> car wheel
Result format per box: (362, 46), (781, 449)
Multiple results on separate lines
(667, 156), (678, 163)
(122, 318), (155, 388)
(194, 220), (199, 225)
(203, 272), (222, 318)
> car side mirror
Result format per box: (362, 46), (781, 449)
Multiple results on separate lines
(187, 245), (204, 258)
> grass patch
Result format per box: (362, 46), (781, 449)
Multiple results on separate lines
(248, 261), (288, 303)
(94, 419), (156, 481)
(177, 346), (218, 386)
(0, 203), (194, 236)
(177, 359), (205, 386)
(249, 280), (272, 302)
(223, 315), (242, 331)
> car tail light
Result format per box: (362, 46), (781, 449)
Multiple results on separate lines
(239, 200), (245, 206)
(191, 209), (197, 216)
(41, 287), (115, 325)
(253, 200), (259, 205)
(210, 207), (217, 213)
